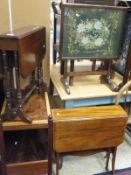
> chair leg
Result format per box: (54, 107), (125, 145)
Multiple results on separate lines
(111, 147), (117, 175)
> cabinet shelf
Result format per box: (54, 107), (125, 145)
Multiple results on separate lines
(4, 130), (48, 164)
(1, 92), (50, 175)
(4, 130), (48, 175)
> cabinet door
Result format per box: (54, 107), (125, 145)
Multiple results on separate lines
(0, 123), (7, 175)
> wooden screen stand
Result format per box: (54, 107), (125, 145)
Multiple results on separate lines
(57, 3), (128, 95)
(0, 26), (46, 123)
(60, 58), (115, 95)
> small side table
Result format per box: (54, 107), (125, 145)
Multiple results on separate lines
(0, 26), (46, 123)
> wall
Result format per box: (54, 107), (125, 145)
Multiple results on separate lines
(0, 0), (50, 83)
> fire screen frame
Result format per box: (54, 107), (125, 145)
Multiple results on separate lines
(59, 3), (128, 61)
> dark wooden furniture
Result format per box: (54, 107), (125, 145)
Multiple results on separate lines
(0, 92), (50, 175)
(49, 105), (127, 175)
(0, 26), (46, 123)
(0, 122), (7, 175)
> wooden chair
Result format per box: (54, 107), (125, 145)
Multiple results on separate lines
(48, 105), (127, 175)
(115, 80), (131, 134)
(0, 122), (7, 175)
(115, 80), (131, 105)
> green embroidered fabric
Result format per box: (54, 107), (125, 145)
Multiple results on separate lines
(62, 6), (126, 59)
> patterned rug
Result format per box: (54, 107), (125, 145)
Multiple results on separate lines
(95, 167), (131, 175)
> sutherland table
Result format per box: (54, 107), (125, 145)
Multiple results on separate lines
(50, 64), (131, 108)
(0, 25), (46, 122)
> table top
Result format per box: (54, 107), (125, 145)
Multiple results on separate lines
(0, 25), (46, 78)
(0, 26), (44, 39)
(52, 105), (127, 120)
(51, 62), (131, 101)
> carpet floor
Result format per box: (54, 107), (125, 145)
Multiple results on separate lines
(95, 167), (131, 175)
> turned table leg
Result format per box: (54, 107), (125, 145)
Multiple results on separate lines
(2, 51), (13, 120)
(13, 51), (32, 123)
(37, 62), (47, 95)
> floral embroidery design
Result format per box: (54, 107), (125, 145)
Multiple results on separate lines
(62, 7), (125, 59)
